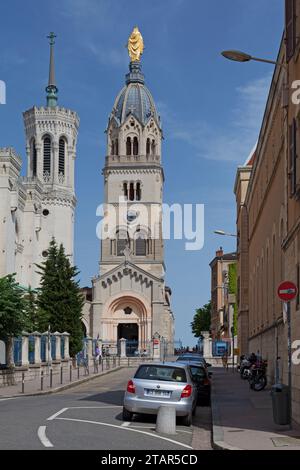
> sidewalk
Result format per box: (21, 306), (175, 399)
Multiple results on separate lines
(211, 367), (300, 450)
(0, 361), (122, 398)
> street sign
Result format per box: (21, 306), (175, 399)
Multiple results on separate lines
(277, 281), (298, 302)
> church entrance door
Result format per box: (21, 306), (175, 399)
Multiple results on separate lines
(118, 323), (138, 356)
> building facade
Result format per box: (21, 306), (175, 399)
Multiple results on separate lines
(0, 33), (79, 288)
(83, 29), (175, 351)
(210, 248), (237, 342)
(234, 0), (300, 425)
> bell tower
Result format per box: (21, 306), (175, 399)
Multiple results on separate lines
(100, 27), (165, 279)
(22, 33), (79, 273)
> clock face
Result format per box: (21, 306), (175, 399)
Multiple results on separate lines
(126, 210), (138, 224)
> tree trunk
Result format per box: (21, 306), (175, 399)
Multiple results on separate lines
(5, 337), (14, 367)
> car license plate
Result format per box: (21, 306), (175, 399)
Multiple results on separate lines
(145, 389), (171, 397)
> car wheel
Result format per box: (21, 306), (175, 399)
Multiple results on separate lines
(122, 407), (133, 421)
(182, 412), (192, 427)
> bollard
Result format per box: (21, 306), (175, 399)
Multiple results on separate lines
(70, 365), (72, 382)
(102, 360), (104, 372)
(118, 356), (120, 367)
(77, 366), (80, 379)
(60, 366), (63, 384)
(156, 406), (177, 435)
(41, 371), (44, 391)
(50, 368), (53, 388)
(22, 372), (25, 394)
(128, 357), (130, 367)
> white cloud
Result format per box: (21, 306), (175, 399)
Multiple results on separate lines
(158, 73), (272, 163)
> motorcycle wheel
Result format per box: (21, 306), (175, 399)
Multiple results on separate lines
(252, 375), (267, 391)
(242, 369), (250, 380)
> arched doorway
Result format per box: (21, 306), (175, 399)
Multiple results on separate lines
(118, 323), (138, 356)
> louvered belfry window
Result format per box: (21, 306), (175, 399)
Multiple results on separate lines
(286, 0), (296, 61)
(59, 138), (65, 176)
(43, 136), (51, 176)
(135, 231), (147, 256)
(32, 139), (37, 176)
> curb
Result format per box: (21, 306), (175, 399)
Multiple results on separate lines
(210, 389), (241, 451)
(0, 366), (123, 399)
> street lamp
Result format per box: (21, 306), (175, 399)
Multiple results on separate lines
(221, 50), (286, 68)
(214, 230), (237, 238)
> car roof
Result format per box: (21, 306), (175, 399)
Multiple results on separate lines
(176, 360), (206, 368)
(137, 361), (188, 369)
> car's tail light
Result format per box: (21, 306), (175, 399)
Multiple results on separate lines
(127, 380), (135, 394)
(181, 384), (192, 398)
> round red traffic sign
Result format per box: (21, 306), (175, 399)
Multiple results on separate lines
(277, 281), (298, 302)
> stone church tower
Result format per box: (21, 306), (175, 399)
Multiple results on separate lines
(0, 33), (79, 288)
(88, 28), (174, 352)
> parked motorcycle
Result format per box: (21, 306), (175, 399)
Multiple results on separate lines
(239, 355), (252, 380)
(248, 359), (268, 391)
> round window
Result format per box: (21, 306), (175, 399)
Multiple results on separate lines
(43, 209), (50, 216)
(42, 250), (48, 258)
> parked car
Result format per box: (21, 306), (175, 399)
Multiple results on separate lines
(176, 354), (212, 368)
(123, 362), (197, 426)
(177, 361), (212, 406)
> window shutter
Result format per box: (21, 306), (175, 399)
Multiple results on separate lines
(286, 0), (296, 61)
(289, 119), (297, 196)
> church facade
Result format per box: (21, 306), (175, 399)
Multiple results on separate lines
(0, 33), (78, 288)
(83, 29), (175, 351)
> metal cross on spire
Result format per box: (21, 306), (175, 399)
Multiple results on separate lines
(47, 32), (57, 46)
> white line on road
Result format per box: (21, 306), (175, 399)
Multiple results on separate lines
(121, 421), (131, 427)
(47, 408), (68, 421)
(37, 426), (53, 448)
(0, 398), (16, 402)
(55, 417), (193, 449)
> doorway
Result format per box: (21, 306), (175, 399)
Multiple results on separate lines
(118, 323), (138, 356)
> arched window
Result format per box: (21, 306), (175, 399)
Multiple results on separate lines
(123, 182), (128, 200)
(146, 138), (151, 155)
(117, 230), (129, 256)
(136, 182), (141, 201)
(31, 138), (37, 177)
(151, 139), (156, 155)
(126, 137), (132, 156)
(43, 135), (51, 179)
(111, 140), (115, 155)
(135, 230), (147, 256)
(129, 183), (134, 201)
(115, 139), (119, 155)
(133, 137), (139, 155)
(59, 138), (65, 177)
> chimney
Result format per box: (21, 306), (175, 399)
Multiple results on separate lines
(216, 246), (223, 258)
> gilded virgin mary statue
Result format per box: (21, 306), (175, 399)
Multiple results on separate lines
(127, 27), (144, 62)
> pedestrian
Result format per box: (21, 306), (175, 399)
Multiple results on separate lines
(95, 344), (101, 364)
(222, 351), (228, 370)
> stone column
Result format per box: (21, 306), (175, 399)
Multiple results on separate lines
(32, 332), (41, 365)
(120, 338), (127, 358)
(86, 336), (93, 365)
(201, 331), (212, 359)
(53, 332), (61, 361)
(62, 333), (70, 360)
(21, 333), (29, 367)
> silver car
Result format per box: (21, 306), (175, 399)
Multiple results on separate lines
(123, 362), (197, 426)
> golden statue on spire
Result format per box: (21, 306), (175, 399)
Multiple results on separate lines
(127, 27), (144, 62)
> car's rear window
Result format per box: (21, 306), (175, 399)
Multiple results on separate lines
(177, 355), (203, 362)
(189, 366), (207, 379)
(135, 365), (187, 382)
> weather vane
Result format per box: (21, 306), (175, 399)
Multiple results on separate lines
(127, 27), (144, 62)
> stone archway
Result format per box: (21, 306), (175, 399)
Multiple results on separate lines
(101, 293), (151, 345)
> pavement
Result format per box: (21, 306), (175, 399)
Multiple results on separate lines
(211, 367), (300, 450)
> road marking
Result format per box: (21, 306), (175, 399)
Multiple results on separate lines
(37, 426), (53, 448)
(121, 421), (131, 427)
(55, 417), (193, 449)
(0, 398), (16, 402)
(68, 406), (122, 409)
(47, 408), (68, 421)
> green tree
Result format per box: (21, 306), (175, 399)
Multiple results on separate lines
(191, 301), (211, 338)
(228, 263), (238, 336)
(23, 287), (38, 332)
(0, 274), (26, 365)
(36, 239), (85, 357)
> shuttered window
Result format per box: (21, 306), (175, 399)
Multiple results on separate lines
(286, 0), (296, 61)
(135, 232), (147, 256)
(32, 139), (37, 176)
(289, 119), (297, 196)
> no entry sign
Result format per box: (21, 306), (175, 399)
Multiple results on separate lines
(277, 281), (298, 302)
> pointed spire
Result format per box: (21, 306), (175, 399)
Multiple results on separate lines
(46, 32), (58, 107)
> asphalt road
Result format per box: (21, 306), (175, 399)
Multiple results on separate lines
(0, 367), (212, 450)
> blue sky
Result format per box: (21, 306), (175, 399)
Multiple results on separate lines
(0, 0), (284, 345)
